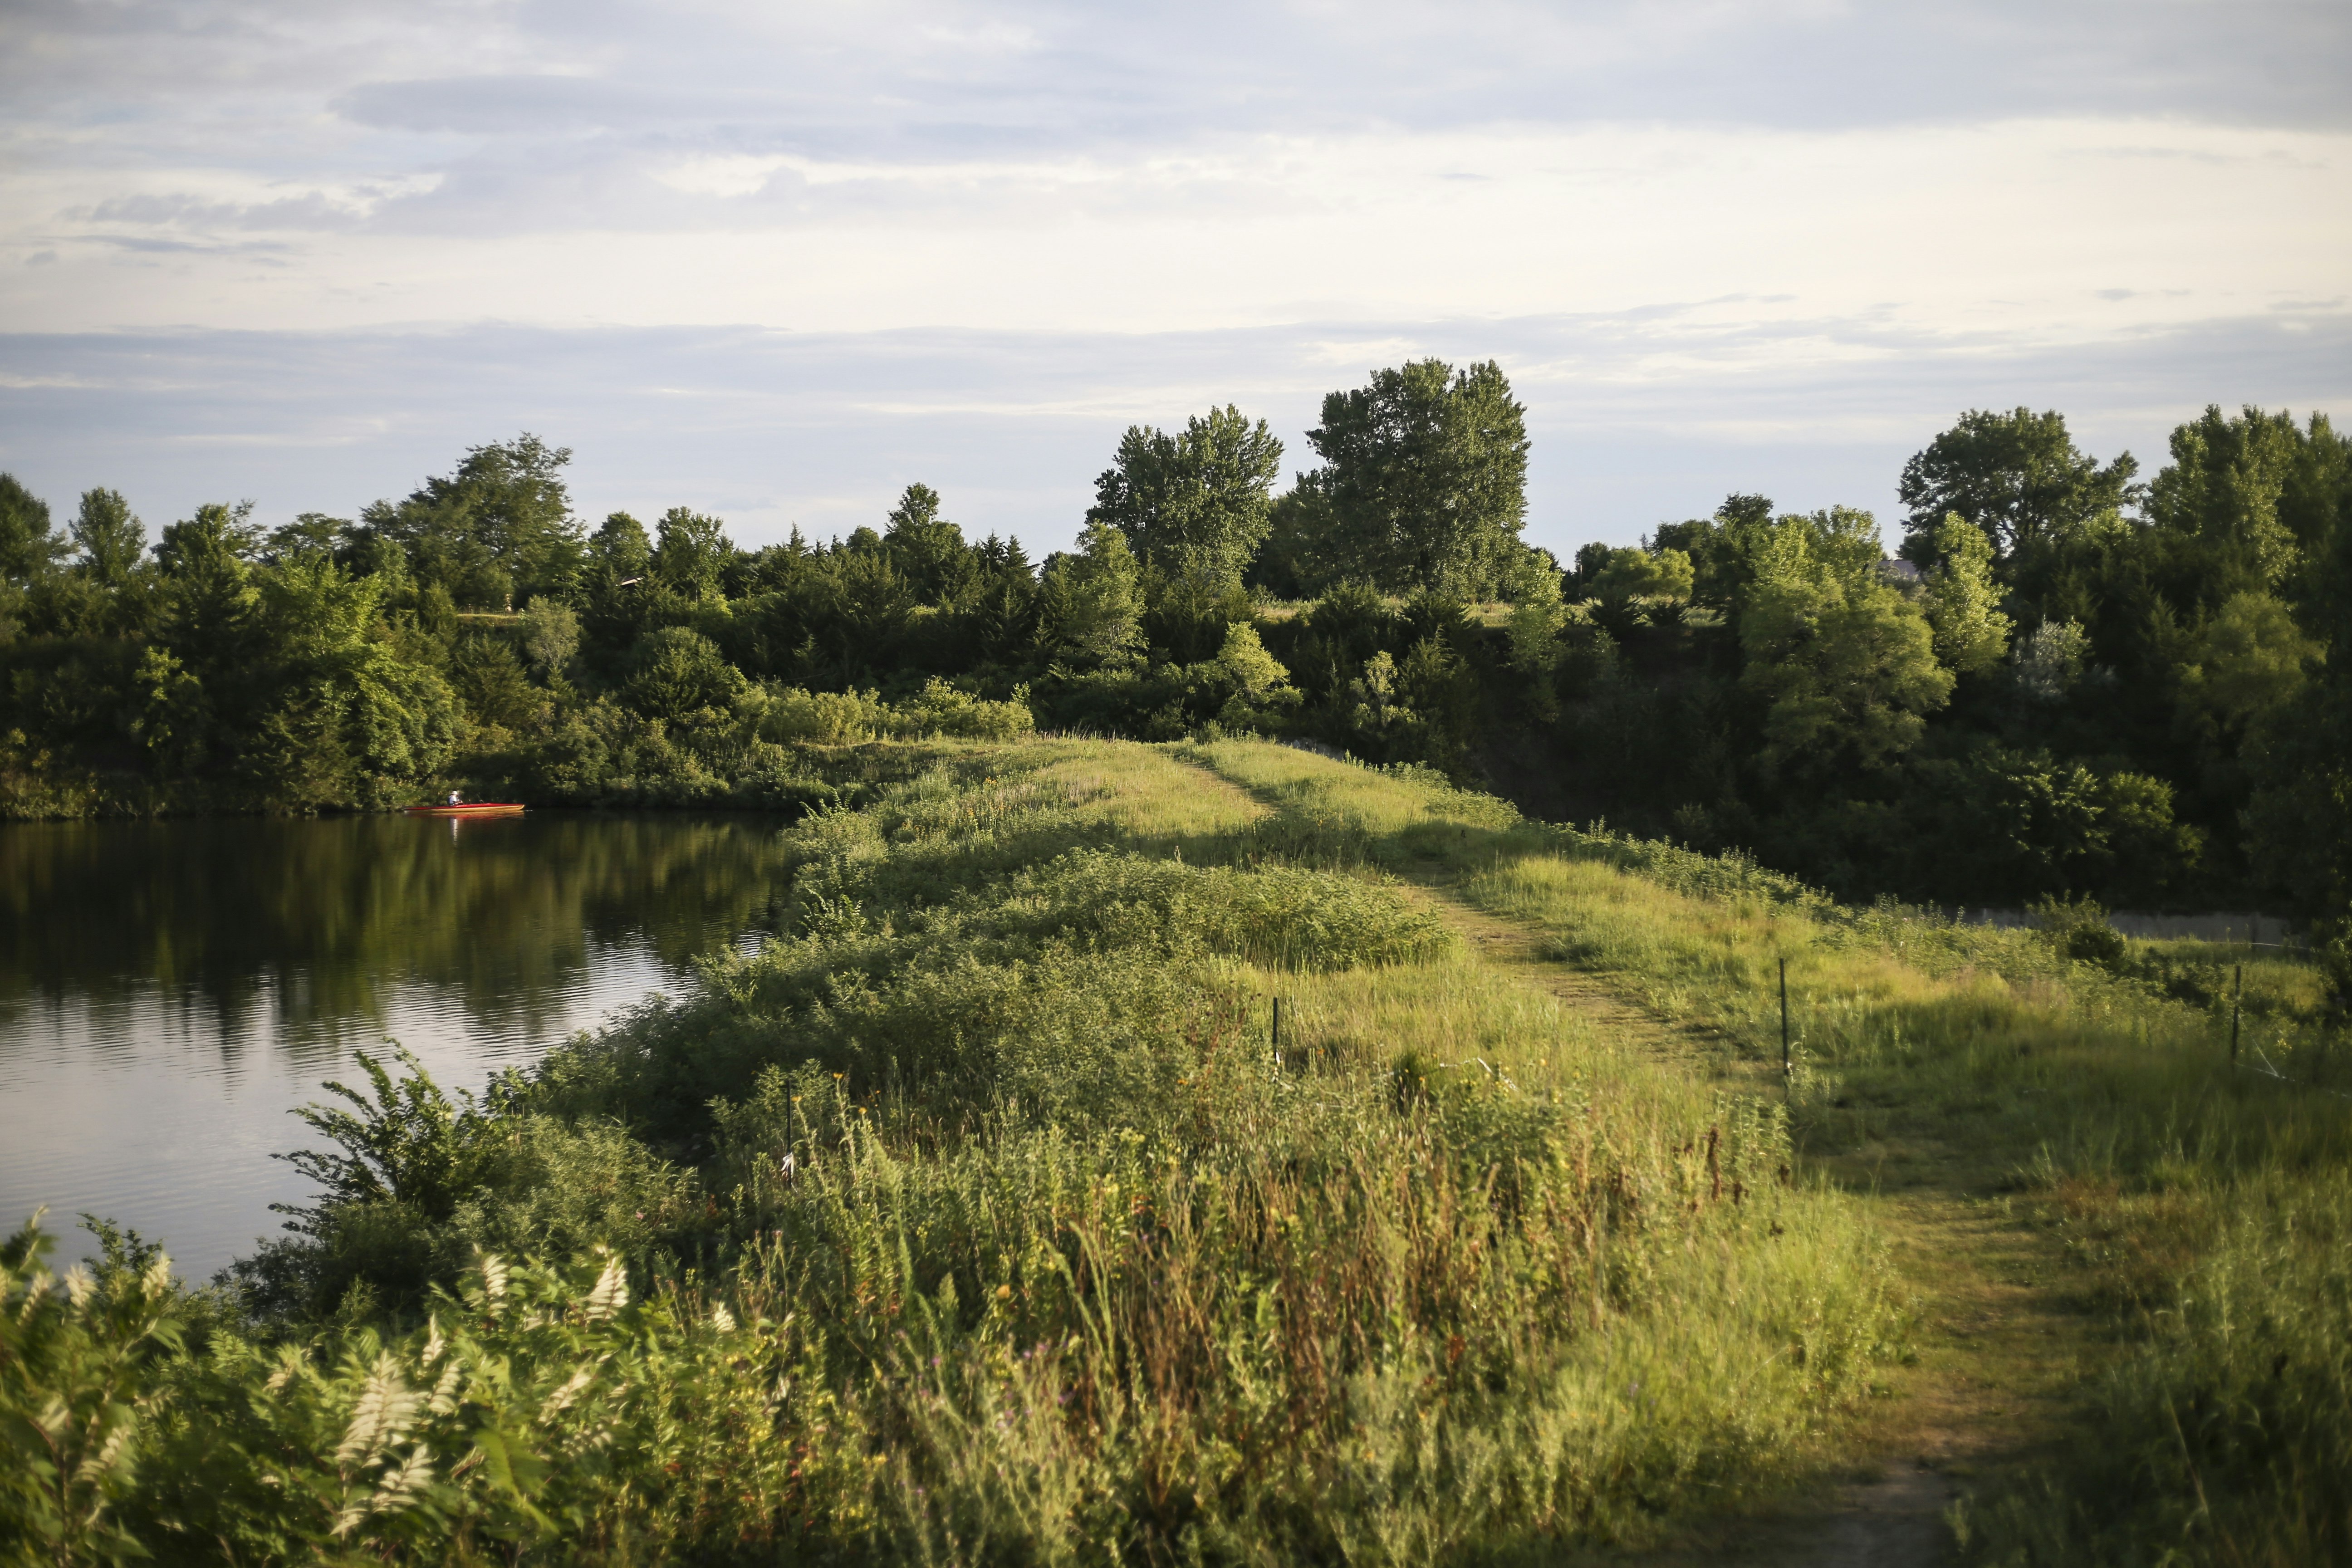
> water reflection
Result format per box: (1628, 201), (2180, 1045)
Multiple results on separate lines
(0, 813), (793, 1277)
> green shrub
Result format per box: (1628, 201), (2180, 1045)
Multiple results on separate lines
(2027, 892), (2127, 967)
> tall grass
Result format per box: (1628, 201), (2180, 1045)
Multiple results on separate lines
(2, 738), (1905, 1564)
(1185, 739), (2352, 1563)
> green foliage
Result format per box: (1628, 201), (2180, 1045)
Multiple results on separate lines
(1648, 491), (1776, 614)
(1587, 544), (1694, 606)
(1304, 358), (1530, 596)
(2024, 891), (2127, 965)
(1899, 747), (2204, 907)
(0, 391), (2340, 930)
(1088, 404), (1283, 592)
(517, 595), (580, 681)
(276, 1048), (485, 1231)
(2176, 589), (2317, 737)
(1962, 1181), (2352, 1564)
(74, 491), (146, 580)
(0, 474), (66, 584)
(358, 433), (583, 608)
(5, 743), (1911, 1563)
(2007, 615), (2092, 703)
(1037, 519), (1146, 669)
(1919, 514), (2012, 674)
(881, 482), (973, 601)
(1248, 484), (1349, 598)
(741, 678), (1034, 745)
(2145, 404), (2310, 592)
(451, 632), (539, 732)
(1501, 549), (1568, 717)
(651, 506), (731, 602)
(0, 1213), (183, 1566)
(622, 626), (742, 720)
(1738, 513), (1952, 777)
(1896, 405), (2137, 560)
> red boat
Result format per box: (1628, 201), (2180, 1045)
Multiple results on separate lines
(401, 802), (527, 818)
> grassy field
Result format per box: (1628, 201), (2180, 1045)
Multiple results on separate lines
(5, 736), (2345, 1564)
(1190, 738), (2352, 1565)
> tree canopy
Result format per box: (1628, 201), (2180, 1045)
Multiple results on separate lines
(1088, 406), (1283, 592)
(1897, 407), (2137, 561)
(1303, 359), (1529, 597)
(0, 387), (2344, 935)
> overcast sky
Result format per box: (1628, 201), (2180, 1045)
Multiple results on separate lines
(3, 0), (2347, 557)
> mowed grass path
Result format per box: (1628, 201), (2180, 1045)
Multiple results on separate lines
(1389, 883), (2079, 1566)
(1179, 739), (2352, 1565)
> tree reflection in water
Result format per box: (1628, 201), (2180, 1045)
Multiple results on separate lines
(0, 813), (795, 1274)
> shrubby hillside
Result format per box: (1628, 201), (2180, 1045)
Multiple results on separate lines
(2, 372), (2346, 930)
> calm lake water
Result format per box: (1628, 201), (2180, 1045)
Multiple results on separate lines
(0, 813), (794, 1279)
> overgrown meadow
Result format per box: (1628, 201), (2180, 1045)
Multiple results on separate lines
(5, 740), (1899, 1565)
(6, 737), (2347, 1564)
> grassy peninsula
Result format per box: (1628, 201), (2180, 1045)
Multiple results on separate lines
(7, 737), (2347, 1564)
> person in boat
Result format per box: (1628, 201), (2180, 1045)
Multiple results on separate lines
(447, 790), (461, 806)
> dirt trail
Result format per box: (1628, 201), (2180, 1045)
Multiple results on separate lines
(1162, 753), (2087, 1564)
(1401, 872), (2087, 1566)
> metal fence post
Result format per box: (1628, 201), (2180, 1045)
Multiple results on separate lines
(1779, 957), (1791, 1077)
(2230, 964), (2241, 1068)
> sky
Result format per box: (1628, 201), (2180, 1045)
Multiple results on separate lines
(2, 0), (2347, 559)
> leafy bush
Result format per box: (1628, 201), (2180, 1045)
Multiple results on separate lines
(2027, 892), (2127, 967)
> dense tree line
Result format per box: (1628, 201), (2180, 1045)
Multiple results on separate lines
(1, 363), (2345, 923)
(1545, 405), (2350, 922)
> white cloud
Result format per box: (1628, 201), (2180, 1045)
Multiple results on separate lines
(0, 0), (2344, 549)
(7, 117), (2344, 350)
(5, 309), (2344, 560)
(655, 155), (790, 199)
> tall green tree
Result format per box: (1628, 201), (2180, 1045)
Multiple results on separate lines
(652, 508), (733, 603)
(72, 490), (147, 588)
(359, 435), (583, 608)
(1897, 407), (2137, 561)
(241, 554), (460, 805)
(883, 484), (974, 601)
(1651, 493), (1777, 614)
(2240, 418), (2352, 920)
(1088, 406), (1283, 592)
(1919, 514), (2012, 675)
(1303, 360), (1529, 596)
(1739, 513), (1952, 779)
(1038, 521), (1146, 669)
(0, 474), (65, 585)
(2145, 406), (2312, 594)
(1247, 486), (1348, 599)
(154, 503), (264, 678)
(36, 488), (157, 638)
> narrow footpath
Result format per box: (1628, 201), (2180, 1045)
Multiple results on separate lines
(1161, 749), (2096, 1565)
(1400, 874), (2090, 1567)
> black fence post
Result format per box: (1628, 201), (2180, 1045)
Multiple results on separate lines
(1779, 957), (1791, 1078)
(2230, 964), (2241, 1068)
